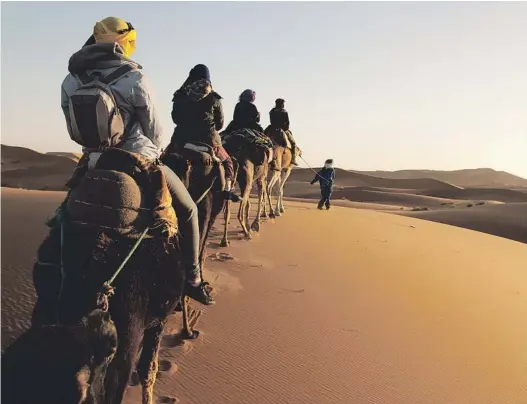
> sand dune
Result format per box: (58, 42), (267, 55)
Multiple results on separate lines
(419, 187), (527, 203)
(46, 151), (82, 162)
(290, 168), (462, 190)
(402, 202), (527, 244)
(2, 188), (527, 404)
(1, 145), (77, 191)
(359, 168), (527, 188)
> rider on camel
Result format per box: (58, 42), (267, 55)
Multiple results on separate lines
(225, 89), (264, 133)
(170, 64), (241, 203)
(60, 17), (213, 305)
(269, 98), (298, 165)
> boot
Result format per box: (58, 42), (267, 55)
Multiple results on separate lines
(184, 281), (215, 305)
(291, 146), (299, 166)
(223, 179), (241, 203)
(184, 265), (215, 305)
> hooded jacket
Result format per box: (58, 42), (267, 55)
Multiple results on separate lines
(311, 167), (335, 189)
(61, 42), (163, 160)
(171, 84), (224, 147)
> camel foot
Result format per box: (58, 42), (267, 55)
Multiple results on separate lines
(269, 212), (276, 219)
(180, 329), (200, 340)
(219, 239), (230, 247)
(279, 207), (285, 213)
(251, 221), (260, 232)
(173, 301), (183, 312)
(274, 210), (282, 217)
(261, 212), (268, 219)
(244, 232), (253, 240)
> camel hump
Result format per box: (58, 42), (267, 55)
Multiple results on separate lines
(67, 169), (150, 235)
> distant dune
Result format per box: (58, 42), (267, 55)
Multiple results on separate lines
(359, 168), (527, 188)
(401, 202), (527, 244)
(289, 168), (462, 190)
(46, 151), (82, 162)
(1, 145), (77, 191)
(419, 187), (527, 203)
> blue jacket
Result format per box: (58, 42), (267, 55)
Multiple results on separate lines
(311, 167), (335, 189)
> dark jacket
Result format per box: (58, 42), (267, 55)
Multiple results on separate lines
(171, 88), (224, 147)
(269, 107), (290, 131)
(311, 167), (335, 189)
(232, 101), (263, 132)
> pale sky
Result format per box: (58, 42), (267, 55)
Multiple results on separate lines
(2, 1), (526, 178)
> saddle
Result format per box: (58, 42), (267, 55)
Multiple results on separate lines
(264, 126), (292, 149)
(221, 128), (274, 164)
(60, 148), (178, 239)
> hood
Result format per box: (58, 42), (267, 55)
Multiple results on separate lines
(68, 42), (141, 75)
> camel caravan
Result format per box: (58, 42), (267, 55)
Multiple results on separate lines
(1, 17), (305, 404)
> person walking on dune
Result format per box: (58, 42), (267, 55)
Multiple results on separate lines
(310, 159), (336, 210)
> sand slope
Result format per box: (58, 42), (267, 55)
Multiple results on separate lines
(290, 168), (462, 190)
(1, 145), (77, 190)
(359, 168), (527, 188)
(2, 188), (527, 404)
(402, 202), (527, 244)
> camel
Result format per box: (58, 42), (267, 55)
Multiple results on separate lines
(3, 309), (117, 404)
(220, 135), (273, 243)
(30, 145), (225, 404)
(264, 129), (301, 217)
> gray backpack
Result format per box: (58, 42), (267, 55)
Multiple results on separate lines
(68, 64), (135, 149)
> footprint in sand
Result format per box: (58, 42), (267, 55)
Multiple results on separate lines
(129, 371), (140, 386)
(158, 359), (178, 376)
(157, 396), (178, 403)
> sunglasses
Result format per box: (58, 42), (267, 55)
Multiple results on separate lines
(116, 21), (134, 35)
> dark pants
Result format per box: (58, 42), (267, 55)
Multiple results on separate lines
(213, 145), (234, 181)
(159, 165), (200, 279)
(318, 187), (332, 209)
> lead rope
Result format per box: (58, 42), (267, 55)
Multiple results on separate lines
(49, 224), (150, 319)
(298, 155), (332, 185)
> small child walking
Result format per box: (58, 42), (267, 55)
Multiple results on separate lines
(310, 159), (336, 210)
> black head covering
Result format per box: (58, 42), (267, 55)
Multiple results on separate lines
(179, 64), (211, 90)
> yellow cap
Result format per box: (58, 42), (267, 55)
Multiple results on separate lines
(93, 17), (136, 57)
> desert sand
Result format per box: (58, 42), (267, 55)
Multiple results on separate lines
(2, 187), (527, 404)
(2, 145), (527, 403)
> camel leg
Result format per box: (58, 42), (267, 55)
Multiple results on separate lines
(274, 174), (282, 217)
(237, 172), (253, 239)
(180, 296), (199, 340)
(278, 167), (293, 213)
(251, 178), (265, 232)
(104, 319), (142, 404)
(266, 171), (279, 219)
(137, 321), (165, 404)
(220, 200), (231, 247)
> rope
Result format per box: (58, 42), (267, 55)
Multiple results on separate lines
(56, 223), (65, 325)
(298, 155), (332, 185)
(106, 227), (150, 286)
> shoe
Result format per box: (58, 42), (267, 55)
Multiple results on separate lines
(184, 282), (216, 305)
(317, 206), (324, 210)
(223, 190), (241, 203)
(326, 206), (331, 210)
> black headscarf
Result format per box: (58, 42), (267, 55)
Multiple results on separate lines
(178, 64), (211, 91)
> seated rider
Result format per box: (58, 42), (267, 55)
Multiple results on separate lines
(170, 64), (240, 203)
(60, 17), (214, 305)
(225, 89), (264, 133)
(269, 98), (298, 165)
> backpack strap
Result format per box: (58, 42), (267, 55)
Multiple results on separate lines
(100, 64), (135, 85)
(76, 72), (94, 85)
